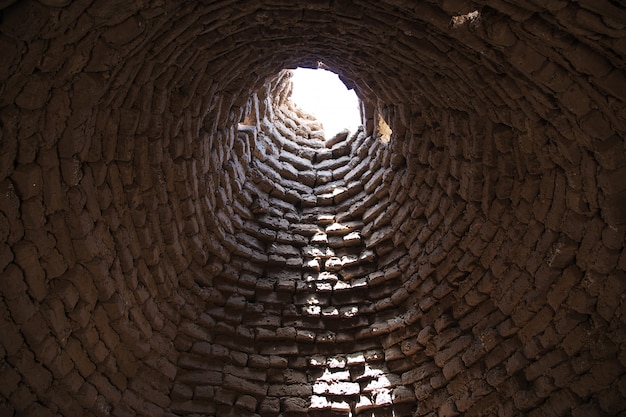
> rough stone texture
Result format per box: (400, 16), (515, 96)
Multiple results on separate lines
(1, 1), (625, 417)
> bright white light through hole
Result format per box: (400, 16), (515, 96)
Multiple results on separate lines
(290, 67), (361, 140)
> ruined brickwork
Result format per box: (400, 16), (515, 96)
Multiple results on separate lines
(0, 1), (625, 417)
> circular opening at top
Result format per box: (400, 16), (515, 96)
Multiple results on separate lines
(289, 67), (361, 140)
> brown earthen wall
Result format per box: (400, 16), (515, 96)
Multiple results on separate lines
(0, 1), (625, 417)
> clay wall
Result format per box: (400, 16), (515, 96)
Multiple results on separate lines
(0, 1), (625, 416)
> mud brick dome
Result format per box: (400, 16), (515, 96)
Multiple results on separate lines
(1, 1), (626, 416)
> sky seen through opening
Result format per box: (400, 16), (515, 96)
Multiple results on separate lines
(290, 68), (361, 140)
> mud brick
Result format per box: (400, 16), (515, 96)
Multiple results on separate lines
(12, 240), (46, 302)
(46, 215), (76, 269)
(402, 362), (440, 385)
(0, 363), (20, 401)
(223, 365), (267, 384)
(170, 382), (192, 401)
(93, 305), (121, 351)
(39, 154), (66, 212)
(65, 337), (96, 379)
(0, 306), (24, 359)
(50, 278), (80, 312)
(113, 319), (151, 358)
(87, 373), (122, 405)
(129, 377), (170, 409)
(535, 60), (573, 93)
(260, 396), (280, 415)
(588, 244), (620, 274)
(39, 247), (67, 282)
(129, 305), (153, 338)
(10, 349), (52, 396)
(560, 323), (591, 357)
(48, 349), (75, 379)
(597, 272), (626, 321)
(529, 317), (556, 346)
(562, 34), (611, 74)
(517, 306), (554, 344)
(170, 400), (216, 415)
(495, 269), (531, 317)
(268, 382), (312, 399)
(484, 336), (521, 371)
(32, 337), (61, 372)
(459, 300), (497, 331)
(434, 335), (472, 367)
(548, 390), (585, 417)
(41, 297), (72, 341)
(74, 221), (115, 263)
(101, 294), (126, 321)
(224, 374), (268, 397)
(19, 311), (49, 353)
(136, 259), (159, 297)
(81, 259), (115, 302)
(11, 163), (43, 201)
(565, 287), (596, 315)
(9, 383), (36, 413)
(0, 237), (12, 270)
(0, 262), (28, 299)
(442, 356), (466, 381)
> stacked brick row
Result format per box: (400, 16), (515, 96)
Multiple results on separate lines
(0, 1), (624, 417)
(164, 73), (417, 416)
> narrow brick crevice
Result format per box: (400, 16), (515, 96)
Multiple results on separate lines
(0, 2), (625, 417)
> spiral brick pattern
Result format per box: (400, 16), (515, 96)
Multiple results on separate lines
(0, 1), (625, 417)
